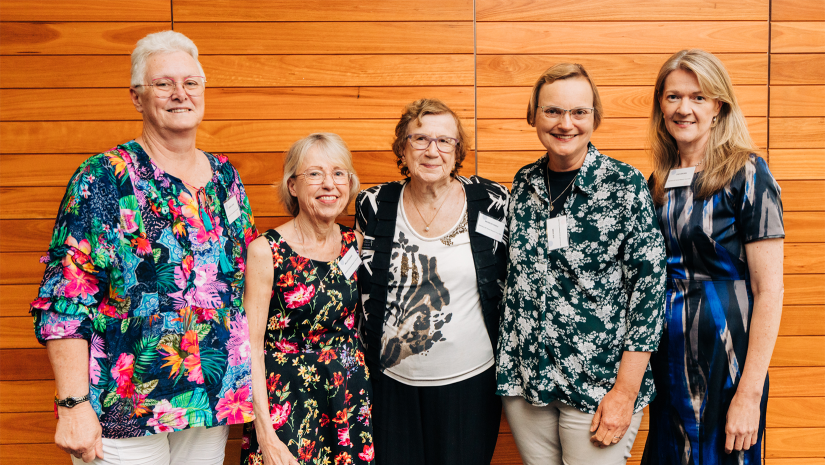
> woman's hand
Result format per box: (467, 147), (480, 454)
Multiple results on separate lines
(259, 434), (300, 465)
(589, 386), (636, 448)
(55, 403), (104, 462)
(724, 389), (762, 453)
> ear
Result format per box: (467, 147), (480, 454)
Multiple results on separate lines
(287, 177), (298, 198)
(713, 98), (723, 117)
(130, 87), (144, 114)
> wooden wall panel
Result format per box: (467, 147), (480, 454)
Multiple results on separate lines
(173, 0), (474, 21)
(476, 0), (768, 21)
(176, 22), (474, 55)
(771, 0), (825, 21)
(770, 118), (825, 149)
(771, 54), (825, 85)
(0, 0), (171, 21)
(770, 87), (825, 117)
(0, 22), (170, 55)
(771, 23), (825, 53)
(477, 54), (768, 86)
(477, 22), (768, 54)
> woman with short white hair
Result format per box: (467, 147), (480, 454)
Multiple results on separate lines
(30, 30), (258, 464)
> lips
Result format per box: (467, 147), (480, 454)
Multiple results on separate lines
(552, 134), (577, 140)
(167, 109), (192, 113)
(316, 195), (338, 202)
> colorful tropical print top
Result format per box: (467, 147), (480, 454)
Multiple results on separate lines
(496, 144), (667, 414)
(31, 140), (258, 438)
(242, 227), (374, 465)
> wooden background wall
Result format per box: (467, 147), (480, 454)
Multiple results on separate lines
(0, 0), (821, 463)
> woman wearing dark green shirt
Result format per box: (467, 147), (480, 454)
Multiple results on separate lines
(495, 63), (667, 465)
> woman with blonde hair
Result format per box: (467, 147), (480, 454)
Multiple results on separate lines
(241, 133), (374, 465)
(642, 49), (784, 465)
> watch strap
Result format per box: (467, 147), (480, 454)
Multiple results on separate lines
(55, 394), (90, 408)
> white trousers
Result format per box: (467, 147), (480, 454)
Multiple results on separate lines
(70, 426), (229, 465)
(502, 396), (643, 465)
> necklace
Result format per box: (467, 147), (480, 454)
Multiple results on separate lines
(409, 181), (454, 232)
(546, 168), (577, 212)
(293, 220), (338, 292)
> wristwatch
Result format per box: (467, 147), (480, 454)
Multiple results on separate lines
(55, 394), (90, 408)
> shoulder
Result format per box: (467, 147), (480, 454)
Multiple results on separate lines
(204, 151), (243, 180)
(593, 151), (647, 187)
(463, 175), (510, 195)
(512, 157), (545, 187)
(248, 234), (272, 257)
(356, 180), (405, 209)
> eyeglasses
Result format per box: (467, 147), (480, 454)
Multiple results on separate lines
(135, 76), (207, 98)
(406, 134), (459, 153)
(295, 169), (352, 185)
(538, 106), (594, 120)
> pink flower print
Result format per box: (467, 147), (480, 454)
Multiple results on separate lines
(147, 400), (189, 433)
(217, 154), (229, 163)
(40, 319), (81, 340)
(227, 314), (251, 367)
(30, 297), (52, 311)
(337, 427), (352, 447)
(193, 217), (223, 244)
(192, 306), (217, 323)
(170, 260), (227, 310)
(215, 386), (254, 424)
(269, 401), (291, 429)
(62, 265), (99, 300)
(61, 236), (93, 269)
(120, 208), (139, 233)
(358, 444), (374, 461)
(111, 353), (134, 385)
(173, 256), (195, 289)
(184, 352), (204, 384)
(284, 283), (315, 309)
(344, 313), (355, 330)
(273, 339), (299, 354)
(111, 353), (135, 397)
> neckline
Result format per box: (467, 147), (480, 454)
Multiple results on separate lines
(270, 227), (347, 265)
(400, 183), (467, 242)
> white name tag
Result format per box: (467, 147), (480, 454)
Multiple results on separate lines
(546, 216), (569, 251)
(664, 167), (696, 189)
(338, 247), (362, 279)
(224, 196), (241, 224)
(476, 213), (505, 242)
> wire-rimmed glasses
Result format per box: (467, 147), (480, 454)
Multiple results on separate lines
(538, 105), (594, 120)
(406, 134), (459, 153)
(135, 76), (207, 98)
(295, 169), (353, 185)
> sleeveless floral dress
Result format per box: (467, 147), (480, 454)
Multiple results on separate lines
(242, 226), (374, 465)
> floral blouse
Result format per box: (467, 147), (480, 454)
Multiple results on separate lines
(31, 140), (258, 438)
(496, 144), (667, 414)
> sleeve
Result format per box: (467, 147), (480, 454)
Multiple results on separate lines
(30, 158), (118, 345)
(354, 188), (377, 235)
(620, 172), (667, 352)
(739, 156), (785, 243)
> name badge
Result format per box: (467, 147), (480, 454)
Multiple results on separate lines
(664, 167), (696, 189)
(476, 213), (505, 242)
(338, 247), (362, 279)
(546, 216), (569, 251)
(224, 196), (242, 224)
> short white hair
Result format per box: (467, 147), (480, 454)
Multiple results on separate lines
(131, 30), (205, 88)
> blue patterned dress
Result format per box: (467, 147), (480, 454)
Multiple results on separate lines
(643, 155), (784, 464)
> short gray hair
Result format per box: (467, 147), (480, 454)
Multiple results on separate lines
(131, 30), (205, 88)
(279, 133), (360, 217)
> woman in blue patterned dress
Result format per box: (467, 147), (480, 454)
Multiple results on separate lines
(642, 49), (785, 464)
(241, 134), (373, 465)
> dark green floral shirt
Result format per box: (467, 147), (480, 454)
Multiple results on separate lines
(495, 144), (666, 414)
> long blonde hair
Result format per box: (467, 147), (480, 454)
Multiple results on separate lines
(649, 49), (757, 205)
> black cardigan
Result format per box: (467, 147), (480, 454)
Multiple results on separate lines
(354, 176), (509, 381)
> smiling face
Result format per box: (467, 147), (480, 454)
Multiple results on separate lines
(130, 50), (205, 135)
(659, 68), (722, 155)
(288, 144), (352, 222)
(402, 113), (458, 186)
(535, 77), (595, 168)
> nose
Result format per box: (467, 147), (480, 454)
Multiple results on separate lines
(675, 97), (691, 115)
(321, 172), (336, 188)
(558, 111), (574, 129)
(424, 139), (441, 156)
(170, 81), (188, 100)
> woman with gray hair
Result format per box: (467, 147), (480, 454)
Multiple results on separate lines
(29, 30), (258, 464)
(241, 133), (374, 465)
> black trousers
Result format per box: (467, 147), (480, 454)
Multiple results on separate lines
(373, 366), (501, 465)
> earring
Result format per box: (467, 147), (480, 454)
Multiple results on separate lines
(712, 116), (718, 124)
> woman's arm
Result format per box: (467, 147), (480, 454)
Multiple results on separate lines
(724, 237), (784, 453)
(245, 236), (299, 465)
